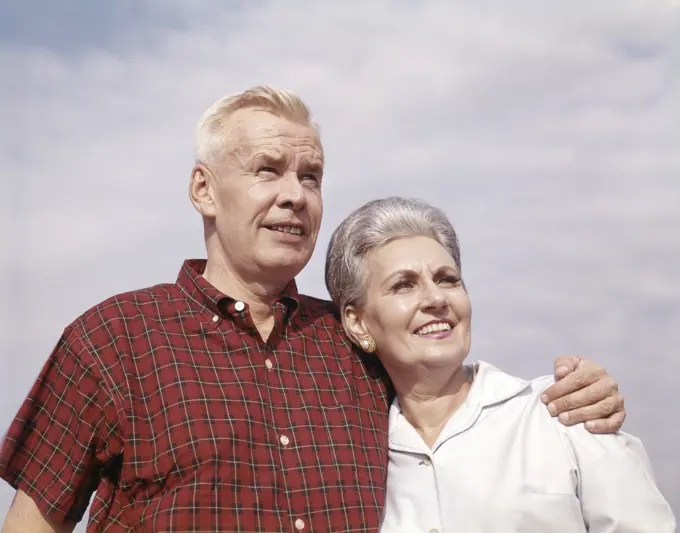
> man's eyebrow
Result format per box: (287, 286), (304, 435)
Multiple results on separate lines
(252, 150), (284, 160)
(249, 151), (286, 166)
(300, 160), (324, 174)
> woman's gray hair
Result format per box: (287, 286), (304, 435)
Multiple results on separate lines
(325, 196), (462, 314)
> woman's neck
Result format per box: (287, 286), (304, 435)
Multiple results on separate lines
(393, 363), (473, 448)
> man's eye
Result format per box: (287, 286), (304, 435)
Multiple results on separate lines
(258, 167), (277, 174)
(438, 276), (461, 286)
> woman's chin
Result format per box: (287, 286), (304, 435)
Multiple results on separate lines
(414, 347), (469, 369)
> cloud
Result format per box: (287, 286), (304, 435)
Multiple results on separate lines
(1, 0), (679, 527)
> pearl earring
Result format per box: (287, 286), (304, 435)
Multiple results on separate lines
(361, 335), (376, 353)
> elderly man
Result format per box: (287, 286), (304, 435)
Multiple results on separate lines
(1, 86), (625, 532)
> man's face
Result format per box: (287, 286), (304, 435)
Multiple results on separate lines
(202, 108), (324, 285)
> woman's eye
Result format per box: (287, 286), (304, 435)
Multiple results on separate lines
(258, 167), (277, 174)
(392, 280), (414, 292)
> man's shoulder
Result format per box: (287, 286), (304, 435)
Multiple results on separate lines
(69, 280), (184, 333)
(295, 293), (340, 322)
(296, 293), (335, 310)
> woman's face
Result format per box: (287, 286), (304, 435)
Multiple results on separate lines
(345, 235), (472, 371)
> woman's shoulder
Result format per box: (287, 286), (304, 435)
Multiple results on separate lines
(493, 364), (649, 462)
(473, 361), (630, 444)
(471, 360), (555, 408)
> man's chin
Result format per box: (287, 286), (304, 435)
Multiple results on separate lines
(258, 257), (311, 281)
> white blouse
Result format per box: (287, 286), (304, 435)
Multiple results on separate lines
(381, 361), (675, 533)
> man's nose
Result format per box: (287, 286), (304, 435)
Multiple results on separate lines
(277, 172), (306, 210)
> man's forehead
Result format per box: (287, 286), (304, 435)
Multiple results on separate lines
(228, 109), (323, 157)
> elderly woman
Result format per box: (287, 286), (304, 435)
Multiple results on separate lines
(325, 197), (675, 532)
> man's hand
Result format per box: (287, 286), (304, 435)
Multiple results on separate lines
(541, 355), (625, 434)
(1, 490), (75, 533)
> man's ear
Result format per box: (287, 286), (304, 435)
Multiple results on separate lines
(342, 304), (368, 346)
(189, 164), (217, 217)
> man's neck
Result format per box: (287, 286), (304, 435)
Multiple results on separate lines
(202, 257), (289, 340)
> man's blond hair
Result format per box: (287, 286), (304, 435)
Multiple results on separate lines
(194, 85), (318, 165)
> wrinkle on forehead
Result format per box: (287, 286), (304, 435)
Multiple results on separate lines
(370, 237), (459, 277)
(224, 109), (323, 164)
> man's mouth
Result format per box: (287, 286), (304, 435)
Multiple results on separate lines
(267, 225), (303, 236)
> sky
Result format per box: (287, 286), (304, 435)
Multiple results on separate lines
(1, 0), (679, 528)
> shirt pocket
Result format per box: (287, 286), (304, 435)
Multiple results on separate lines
(509, 492), (587, 533)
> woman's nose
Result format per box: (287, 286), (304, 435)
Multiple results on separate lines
(421, 284), (448, 312)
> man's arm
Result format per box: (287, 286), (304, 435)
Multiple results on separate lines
(2, 490), (75, 533)
(0, 327), (117, 532)
(541, 355), (626, 434)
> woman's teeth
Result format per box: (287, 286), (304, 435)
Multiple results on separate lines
(416, 322), (452, 335)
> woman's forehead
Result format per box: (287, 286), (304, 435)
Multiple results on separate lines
(368, 236), (457, 275)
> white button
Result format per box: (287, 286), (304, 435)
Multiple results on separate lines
(279, 435), (290, 446)
(212, 314), (219, 323)
(265, 359), (273, 370)
(421, 457), (432, 467)
(294, 518), (305, 530)
(234, 301), (245, 312)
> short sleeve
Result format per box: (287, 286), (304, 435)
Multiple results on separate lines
(0, 326), (120, 523)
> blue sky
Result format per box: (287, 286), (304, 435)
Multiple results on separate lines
(1, 0), (679, 527)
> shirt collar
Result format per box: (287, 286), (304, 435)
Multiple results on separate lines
(176, 259), (301, 319)
(464, 360), (532, 408)
(388, 360), (532, 451)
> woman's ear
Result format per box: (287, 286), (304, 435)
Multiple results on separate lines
(342, 305), (368, 346)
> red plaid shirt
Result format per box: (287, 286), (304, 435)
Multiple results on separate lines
(0, 260), (390, 532)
